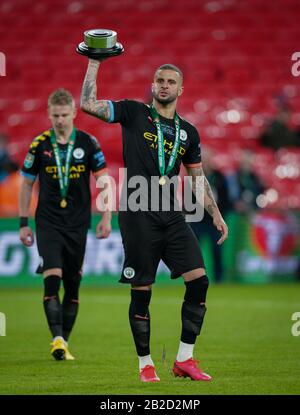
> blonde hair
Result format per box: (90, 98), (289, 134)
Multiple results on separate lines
(48, 88), (75, 108)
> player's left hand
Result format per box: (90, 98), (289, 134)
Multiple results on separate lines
(213, 214), (228, 245)
(20, 226), (34, 247)
(96, 214), (112, 239)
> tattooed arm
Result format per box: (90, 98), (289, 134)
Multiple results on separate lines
(80, 59), (111, 122)
(186, 164), (228, 244)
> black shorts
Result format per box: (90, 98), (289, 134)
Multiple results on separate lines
(118, 211), (205, 285)
(35, 224), (88, 275)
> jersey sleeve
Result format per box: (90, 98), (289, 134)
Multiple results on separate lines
(88, 135), (107, 172)
(182, 126), (202, 166)
(108, 99), (142, 126)
(20, 133), (46, 180)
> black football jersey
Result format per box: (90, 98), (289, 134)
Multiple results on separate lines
(109, 100), (201, 211)
(21, 128), (106, 229)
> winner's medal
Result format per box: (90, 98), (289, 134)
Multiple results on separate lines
(50, 129), (76, 209)
(159, 176), (166, 186)
(60, 199), (67, 208)
(149, 106), (181, 186)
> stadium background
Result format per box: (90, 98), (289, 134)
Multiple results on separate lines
(0, 0), (299, 285)
(0, 0), (300, 396)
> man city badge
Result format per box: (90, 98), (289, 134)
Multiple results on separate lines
(73, 148), (85, 159)
(180, 129), (187, 141)
(123, 267), (135, 279)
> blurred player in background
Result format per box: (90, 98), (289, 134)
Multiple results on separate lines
(81, 60), (228, 382)
(260, 104), (298, 151)
(228, 149), (265, 214)
(19, 88), (111, 360)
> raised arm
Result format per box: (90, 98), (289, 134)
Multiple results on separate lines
(186, 164), (228, 244)
(80, 59), (112, 122)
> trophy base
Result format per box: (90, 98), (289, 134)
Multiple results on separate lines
(76, 42), (124, 59)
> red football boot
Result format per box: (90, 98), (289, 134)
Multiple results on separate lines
(140, 365), (160, 382)
(173, 358), (212, 381)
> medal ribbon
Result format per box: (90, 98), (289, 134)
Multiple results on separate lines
(150, 105), (181, 178)
(50, 128), (76, 202)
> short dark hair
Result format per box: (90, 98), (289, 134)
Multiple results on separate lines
(48, 88), (75, 108)
(155, 64), (183, 81)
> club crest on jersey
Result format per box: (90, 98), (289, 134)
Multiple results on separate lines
(24, 153), (35, 168)
(180, 129), (187, 142)
(73, 148), (85, 159)
(123, 267), (135, 279)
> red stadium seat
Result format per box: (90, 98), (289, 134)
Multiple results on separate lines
(1, 0), (300, 210)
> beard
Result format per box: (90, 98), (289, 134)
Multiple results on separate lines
(152, 90), (177, 105)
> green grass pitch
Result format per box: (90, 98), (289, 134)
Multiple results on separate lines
(0, 283), (299, 395)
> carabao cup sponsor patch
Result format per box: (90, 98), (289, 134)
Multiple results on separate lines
(24, 153), (35, 168)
